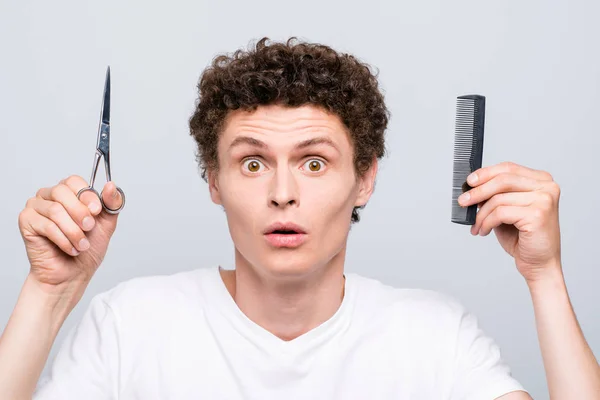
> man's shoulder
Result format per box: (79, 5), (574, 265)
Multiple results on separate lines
(350, 272), (467, 325)
(96, 266), (216, 312)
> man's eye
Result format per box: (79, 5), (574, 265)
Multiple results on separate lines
(243, 159), (264, 173)
(304, 159), (325, 172)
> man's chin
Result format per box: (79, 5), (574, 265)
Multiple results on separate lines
(255, 253), (320, 279)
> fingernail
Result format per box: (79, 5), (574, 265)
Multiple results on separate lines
(459, 192), (470, 204)
(82, 216), (95, 230)
(467, 173), (478, 185)
(112, 189), (118, 199)
(79, 238), (90, 251)
(88, 203), (101, 213)
(71, 247), (79, 256)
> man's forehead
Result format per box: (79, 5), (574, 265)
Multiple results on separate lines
(222, 104), (347, 136)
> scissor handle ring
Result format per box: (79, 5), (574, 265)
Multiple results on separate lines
(76, 186), (101, 203)
(76, 186), (126, 215)
(101, 186), (126, 214)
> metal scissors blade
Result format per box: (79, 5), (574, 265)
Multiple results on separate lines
(97, 66), (111, 161)
(101, 67), (110, 124)
(76, 66), (125, 215)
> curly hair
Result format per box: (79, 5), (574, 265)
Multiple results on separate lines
(188, 37), (390, 223)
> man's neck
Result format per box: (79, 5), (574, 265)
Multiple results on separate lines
(219, 252), (346, 342)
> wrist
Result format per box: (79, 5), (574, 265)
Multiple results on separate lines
(23, 274), (87, 328)
(525, 261), (566, 296)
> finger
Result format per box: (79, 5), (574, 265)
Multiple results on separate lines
(100, 181), (124, 212)
(61, 176), (103, 216)
(472, 192), (536, 235)
(36, 183), (96, 232)
(27, 197), (91, 252)
(24, 208), (82, 256)
(478, 205), (530, 236)
(458, 173), (543, 208)
(467, 162), (554, 188)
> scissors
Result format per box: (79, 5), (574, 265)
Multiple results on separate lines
(76, 66), (126, 214)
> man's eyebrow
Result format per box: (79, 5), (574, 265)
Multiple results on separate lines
(228, 136), (268, 151)
(294, 137), (339, 152)
(228, 135), (340, 152)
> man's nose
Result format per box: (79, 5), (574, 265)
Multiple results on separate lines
(268, 166), (299, 208)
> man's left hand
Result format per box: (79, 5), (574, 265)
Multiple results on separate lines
(457, 161), (562, 283)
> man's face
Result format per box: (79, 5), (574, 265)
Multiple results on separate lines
(209, 104), (376, 279)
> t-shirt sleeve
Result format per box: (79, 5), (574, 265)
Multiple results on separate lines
(449, 308), (528, 400)
(33, 293), (119, 400)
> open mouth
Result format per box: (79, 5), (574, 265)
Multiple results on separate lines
(264, 224), (307, 248)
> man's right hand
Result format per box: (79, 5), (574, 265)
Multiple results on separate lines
(0, 175), (123, 399)
(18, 175), (124, 298)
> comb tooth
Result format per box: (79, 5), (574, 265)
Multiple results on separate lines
(451, 94), (486, 225)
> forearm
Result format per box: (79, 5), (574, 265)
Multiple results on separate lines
(528, 264), (600, 399)
(0, 275), (78, 400)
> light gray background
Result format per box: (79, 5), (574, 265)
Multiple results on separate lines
(1, 0), (598, 398)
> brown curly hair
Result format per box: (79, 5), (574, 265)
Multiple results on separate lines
(188, 37), (390, 223)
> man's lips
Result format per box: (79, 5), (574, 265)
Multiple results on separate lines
(264, 232), (307, 248)
(262, 222), (308, 248)
(263, 222), (307, 235)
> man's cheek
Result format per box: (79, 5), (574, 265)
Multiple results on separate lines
(221, 183), (258, 211)
(313, 193), (350, 215)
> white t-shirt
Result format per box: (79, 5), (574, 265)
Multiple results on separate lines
(33, 266), (527, 399)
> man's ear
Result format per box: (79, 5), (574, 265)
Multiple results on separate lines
(354, 158), (378, 207)
(207, 169), (222, 205)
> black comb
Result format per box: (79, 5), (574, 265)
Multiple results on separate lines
(451, 94), (486, 225)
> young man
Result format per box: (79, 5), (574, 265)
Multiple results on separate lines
(0, 37), (598, 399)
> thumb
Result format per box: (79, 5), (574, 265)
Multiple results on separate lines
(102, 181), (124, 212)
(78, 182), (123, 265)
